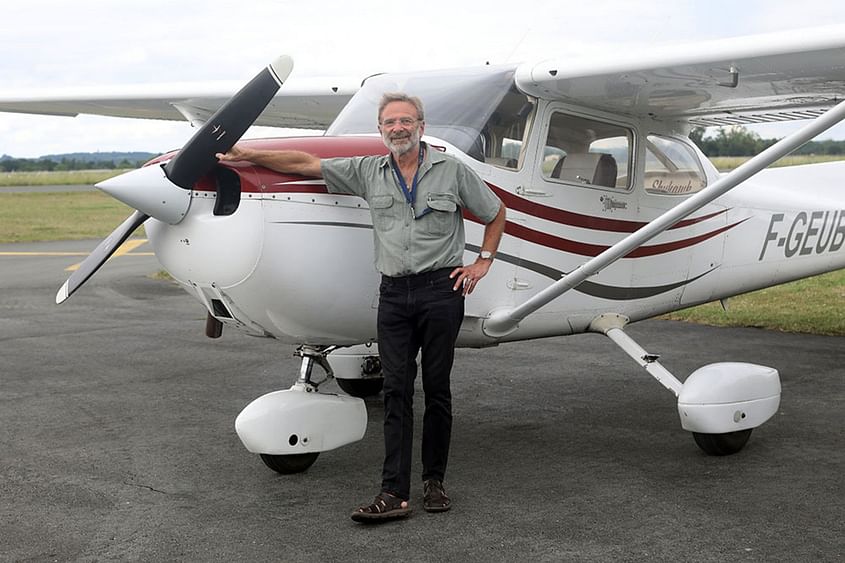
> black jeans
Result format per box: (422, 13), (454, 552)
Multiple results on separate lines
(377, 267), (464, 501)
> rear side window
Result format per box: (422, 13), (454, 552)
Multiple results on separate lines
(644, 135), (708, 195)
(542, 112), (631, 189)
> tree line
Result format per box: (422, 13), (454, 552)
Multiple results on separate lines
(0, 157), (151, 172)
(0, 151), (158, 173)
(690, 126), (845, 156)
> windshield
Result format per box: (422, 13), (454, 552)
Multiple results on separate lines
(327, 65), (519, 154)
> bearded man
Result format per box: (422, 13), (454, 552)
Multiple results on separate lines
(218, 92), (506, 522)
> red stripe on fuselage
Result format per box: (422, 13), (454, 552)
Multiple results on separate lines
(501, 219), (746, 258)
(489, 186), (726, 232)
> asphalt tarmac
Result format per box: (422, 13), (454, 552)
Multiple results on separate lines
(1, 240), (842, 562)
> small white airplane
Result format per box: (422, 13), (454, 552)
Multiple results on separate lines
(3, 26), (844, 474)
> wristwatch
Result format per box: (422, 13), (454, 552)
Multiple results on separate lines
(479, 250), (495, 261)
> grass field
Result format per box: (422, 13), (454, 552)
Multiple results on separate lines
(709, 154), (845, 171)
(1, 168), (842, 336)
(663, 270), (845, 336)
(0, 190), (139, 242)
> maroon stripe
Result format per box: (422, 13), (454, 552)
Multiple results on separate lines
(497, 218), (748, 258)
(488, 185), (727, 232)
(625, 220), (748, 257)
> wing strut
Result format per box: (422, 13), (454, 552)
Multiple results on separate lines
(482, 97), (845, 338)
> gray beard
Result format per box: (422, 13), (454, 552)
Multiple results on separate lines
(383, 128), (421, 156)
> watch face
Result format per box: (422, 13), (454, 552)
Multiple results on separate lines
(480, 251), (493, 259)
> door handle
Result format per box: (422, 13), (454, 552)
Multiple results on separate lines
(515, 186), (549, 197)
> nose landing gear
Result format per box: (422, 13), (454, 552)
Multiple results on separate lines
(235, 345), (368, 474)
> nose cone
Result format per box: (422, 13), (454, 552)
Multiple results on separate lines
(97, 164), (192, 225)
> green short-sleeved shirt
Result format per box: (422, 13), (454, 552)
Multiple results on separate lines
(321, 143), (502, 277)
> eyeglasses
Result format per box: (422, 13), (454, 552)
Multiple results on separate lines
(380, 117), (420, 128)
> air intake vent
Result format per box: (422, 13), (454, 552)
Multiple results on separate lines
(211, 298), (233, 318)
(213, 167), (241, 216)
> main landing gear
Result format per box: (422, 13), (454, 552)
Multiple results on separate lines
(235, 344), (384, 474)
(691, 429), (753, 456)
(333, 351), (383, 398)
(590, 314), (781, 456)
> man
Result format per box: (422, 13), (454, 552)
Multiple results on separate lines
(217, 92), (506, 522)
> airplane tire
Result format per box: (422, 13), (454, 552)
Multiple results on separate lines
(259, 452), (319, 474)
(336, 377), (384, 398)
(692, 429), (753, 456)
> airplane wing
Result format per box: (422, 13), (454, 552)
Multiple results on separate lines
(5, 27), (845, 131)
(515, 25), (845, 127)
(0, 76), (361, 130)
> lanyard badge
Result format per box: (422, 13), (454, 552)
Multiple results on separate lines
(389, 146), (432, 220)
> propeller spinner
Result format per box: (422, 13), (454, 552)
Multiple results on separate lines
(56, 56), (294, 305)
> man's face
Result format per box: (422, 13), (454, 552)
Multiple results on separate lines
(378, 101), (424, 157)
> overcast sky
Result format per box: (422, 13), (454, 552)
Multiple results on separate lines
(3, 0), (845, 158)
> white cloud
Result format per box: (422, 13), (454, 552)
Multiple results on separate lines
(2, 0), (845, 157)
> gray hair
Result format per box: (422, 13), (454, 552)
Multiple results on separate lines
(378, 92), (425, 122)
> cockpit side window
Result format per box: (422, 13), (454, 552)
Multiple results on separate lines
(468, 90), (535, 170)
(542, 112), (631, 189)
(643, 135), (708, 195)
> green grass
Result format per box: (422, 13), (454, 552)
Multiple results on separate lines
(0, 169), (128, 186)
(0, 190), (140, 243)
(709, 154), (845, 171)
(662, 270), (845, 336)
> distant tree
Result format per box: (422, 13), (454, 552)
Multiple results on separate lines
(689, 127), (706, 147)
(793, 138), (845, 156)
(692, 125), (777, 156)
(691, 124), (845, 157)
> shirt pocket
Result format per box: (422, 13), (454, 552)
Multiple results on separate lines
(424, 193), (459, 236)
(370, 194), (398, 231)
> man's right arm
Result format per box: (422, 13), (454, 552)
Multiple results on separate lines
(216, 145), (323, 177)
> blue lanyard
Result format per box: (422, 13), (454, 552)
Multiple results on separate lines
(389, 145), (431, 219)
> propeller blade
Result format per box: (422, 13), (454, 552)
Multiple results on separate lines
(164, 55), (294, 189)
(56, 210), (149, 304)
(56, 57), (292, 304)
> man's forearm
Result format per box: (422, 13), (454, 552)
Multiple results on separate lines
(479, 203), (506, 256)
(221, 146), (322, 177)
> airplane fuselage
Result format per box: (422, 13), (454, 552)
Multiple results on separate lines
(143, 133), (845, 348)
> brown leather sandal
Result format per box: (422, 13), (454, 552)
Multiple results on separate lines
(423, 480), (451, 513)
(351, 491), (412, 522)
